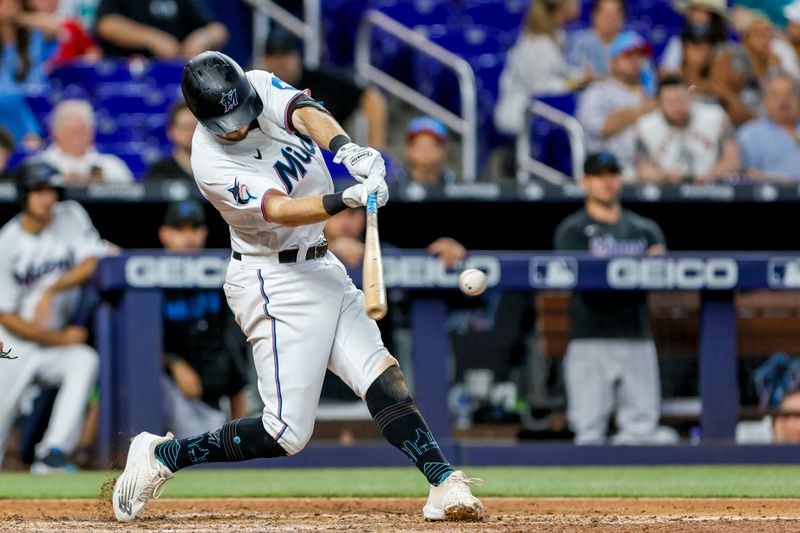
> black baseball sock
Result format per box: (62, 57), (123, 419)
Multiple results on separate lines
(153, 417), (286, 472)
(366, 367), (454, 486)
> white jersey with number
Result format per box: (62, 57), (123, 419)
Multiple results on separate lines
(191, 70), (334, 256)
(0, 200), (104, 330)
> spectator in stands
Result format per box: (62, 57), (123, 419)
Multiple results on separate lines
(56, 0), (98, 30)
(40, 99), (133, 185)
(737, 389), (800, 443)
(711, 9), (781, 126)
(636, 76), (740, 184)
(660, 0), (730, 74)
(0, 0), (50, 148)
(494, 0), (591, 135)
(146, 100), (195, 182)
(158, 200), (249, 438)
(566, 0), (625, 77)
(0, 160), (102, 471)
(737, 73), (800, 181)
(554, 152), (677, 446)
(781, 0), (800, 74)
(398, 116), (455, 185)
(678, 22), (723, 103)
(95, 0), (228, 59)
(0, 126), (14, 180)
(576, 31), (656, 177)
(18, 0), (101, 66)
(259, 31), (387, 148)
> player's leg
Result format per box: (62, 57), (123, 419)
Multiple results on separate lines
(564, 338), (615, 445)
(0, 340), (39, 468)
(115, 260), (346, 522)
(26, 344), (98, 471)
(327, 271), (482, 520)
(612, 339), (664, 444)
(151, 263), (342, 471)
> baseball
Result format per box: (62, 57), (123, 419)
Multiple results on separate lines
(459, 269), (487, 296)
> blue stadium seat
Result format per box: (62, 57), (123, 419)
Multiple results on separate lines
(461, 0), (528, 31)
(50, 60), (135, 90)
(414, 25), (506, 110)
(143, 61), (184, 88)
(95, 84), (170, 115)
(373, 0), (451, 27)
(25, 93), (52, 122)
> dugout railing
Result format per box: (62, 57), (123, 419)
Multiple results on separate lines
(94, 251), (800, 468)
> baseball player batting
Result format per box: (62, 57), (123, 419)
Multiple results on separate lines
(113, 52), (483, 522)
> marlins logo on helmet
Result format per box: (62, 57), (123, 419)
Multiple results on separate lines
(220, 89), (238, 113)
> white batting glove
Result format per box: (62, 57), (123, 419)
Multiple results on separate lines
(342, 174), (389, 208)
(333, 143), (386, 182)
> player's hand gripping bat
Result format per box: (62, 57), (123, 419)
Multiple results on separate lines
(363, 192), (387, 320)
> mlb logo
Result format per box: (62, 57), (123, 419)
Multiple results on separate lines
(767, 258), (800, 288)
(529, 257), (578, 289)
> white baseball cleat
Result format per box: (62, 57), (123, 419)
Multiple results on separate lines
(112, 432), (175, 522)
(422, 470), (484, 521)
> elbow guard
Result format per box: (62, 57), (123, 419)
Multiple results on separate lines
(287, 94), (332, 131)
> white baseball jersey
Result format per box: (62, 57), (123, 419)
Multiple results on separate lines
(636, 102), (730, 177)
(191, 70), (334, 256)
(0, 200), (105, 331)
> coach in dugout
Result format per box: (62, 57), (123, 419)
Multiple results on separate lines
(158, 200), (250, 439)
(554, 152), (678, 445)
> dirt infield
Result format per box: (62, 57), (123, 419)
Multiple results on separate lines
(3, 497), (800, 532)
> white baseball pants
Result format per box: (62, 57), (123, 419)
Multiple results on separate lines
(224, 252), (397, 455)
(0, 337), (98, 466)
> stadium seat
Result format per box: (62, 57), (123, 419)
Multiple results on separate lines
(95, 84), (170, 115)
(461, 0), (529, 31)
(373, 0), (451, 28)
(143, 61), (185, 88)
(50, 60), (135, 90)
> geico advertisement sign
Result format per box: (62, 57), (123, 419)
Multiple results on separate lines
(383, 255), (500, 288)
(607, 257), (738, 289)
(125, 256), (228, 288)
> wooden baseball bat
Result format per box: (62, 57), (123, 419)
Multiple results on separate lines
(363, 192), (387, 320)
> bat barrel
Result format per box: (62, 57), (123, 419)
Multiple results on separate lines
(363, 192), (387, 320)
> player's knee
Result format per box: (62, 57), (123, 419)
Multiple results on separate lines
(274, 424), (313, 456)
(365, 365), (412, 413)
(67, 346), (99, 377)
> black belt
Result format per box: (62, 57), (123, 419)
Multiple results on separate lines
(232, 240), (328, 264)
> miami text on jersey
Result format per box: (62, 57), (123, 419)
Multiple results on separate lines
(273, 142), (316, 194)
(14, 250), (76, 286)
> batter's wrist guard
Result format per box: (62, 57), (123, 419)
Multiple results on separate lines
(323, 192), (349, 215)
(329, 134), (352, 154)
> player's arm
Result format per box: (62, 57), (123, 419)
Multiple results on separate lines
(291, 106), (349, 151)
(0, 313), (87, 346)
(264, 175), (387, 227)
(289, 102), (386, 183)
(33, 258), (99, 327)
(46, 258), (98, 295)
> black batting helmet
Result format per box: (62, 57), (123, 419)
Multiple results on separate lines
(16, 159), (65, 206)
(181, 51), (264, 135)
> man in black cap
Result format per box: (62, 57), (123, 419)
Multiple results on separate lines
(259, 30), (388, 148)
(554, 152), (675, 445)
(158, 200), (250, 439)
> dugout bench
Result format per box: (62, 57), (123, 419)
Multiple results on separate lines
(94, 251), (800, 467)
